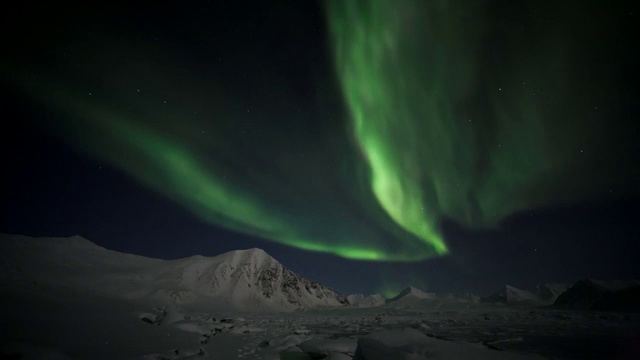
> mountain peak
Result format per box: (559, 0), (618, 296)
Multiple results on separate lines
(389, 286), (435, 301)
(0, 233), (347, 311)
(242, 247), (268, 254)
(223, 247), (271, 259)
(485, 284), (541, 304)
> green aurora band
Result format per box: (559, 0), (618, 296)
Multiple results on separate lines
(23, 84), (434, 261)
(8, 1), (635, 262)
(326, 0), (623, 247)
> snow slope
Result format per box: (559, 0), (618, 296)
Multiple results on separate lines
(0, 233), (347, 311)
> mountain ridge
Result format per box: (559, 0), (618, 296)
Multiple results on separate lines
(553, 279), (640, 312)
(0, 233), (347, 311)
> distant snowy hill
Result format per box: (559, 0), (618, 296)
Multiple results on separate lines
(483, 281), (640, 311)
(382, 287), (480, 310)
(347, 293), (386, 308)
(534, 283), (570, 302)
(434, 292), (481, 303)
(0, 233), (347, 311)
(388, 286), (437, 302)
(484, 285), (541, 304)
(554, 279), (640, 312)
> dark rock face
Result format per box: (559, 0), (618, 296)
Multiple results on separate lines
(281, 267), (303, 304)
(554, 279), (640, 312)
(258, 264), (280, 299)
(257, 260), (347, 306)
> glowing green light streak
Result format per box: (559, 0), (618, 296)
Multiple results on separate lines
(18, 82), (436, 262)
(328, 0), (448, 254)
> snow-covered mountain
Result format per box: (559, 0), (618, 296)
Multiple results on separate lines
(484, 283), (572, 305)
(380, 287), (480, 310)
(434, 292), (481, 303)
(347, 293), (365, 304)
(553, 279), (640, 312)
(347, 293), (386, 308)
(388, 286), (437, 302)
(0, 233), (347, 311)
(484, 285), (541, 304)
(534, 283), (570, 302)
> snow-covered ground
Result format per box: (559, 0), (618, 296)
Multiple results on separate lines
(1, 234), (639, 359)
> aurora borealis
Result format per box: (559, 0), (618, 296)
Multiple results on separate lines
(1, 0), (639, 293)
(327, 0), (635, 241)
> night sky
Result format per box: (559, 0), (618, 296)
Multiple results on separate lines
(1, 0), (639, 297)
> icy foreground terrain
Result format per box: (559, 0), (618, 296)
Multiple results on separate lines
(1, 234), (639, 359)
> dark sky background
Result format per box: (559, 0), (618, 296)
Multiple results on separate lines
(1, 0), (639, 298)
